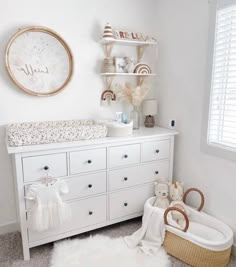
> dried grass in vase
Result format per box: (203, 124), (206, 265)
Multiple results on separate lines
(115, 82), (150, 107)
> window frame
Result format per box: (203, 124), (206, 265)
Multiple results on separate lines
(201, 0), (236, 161)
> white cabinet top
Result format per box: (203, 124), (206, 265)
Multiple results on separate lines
(6, 127), (178, 154)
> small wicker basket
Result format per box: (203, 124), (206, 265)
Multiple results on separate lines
(163, 188), (232, 267)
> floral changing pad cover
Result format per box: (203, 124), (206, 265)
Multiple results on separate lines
(7, 120), (108, 147)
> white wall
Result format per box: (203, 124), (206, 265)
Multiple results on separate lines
(156, 0), (236, 244)
(0, 0), (157, 231)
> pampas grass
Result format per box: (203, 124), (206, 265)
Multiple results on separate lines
(115, 82), (149, 107)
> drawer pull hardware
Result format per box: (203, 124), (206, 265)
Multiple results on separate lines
(155, 171), (159, 175)
(89, 211), (93, 215)
(44, 166), (49, 171)
(124, 202), (128, 207)
(124, 177), (128, 181)
(156, 149), (160, 153)
(87, 160), (92, 164)
(88, 184), (93, 188)
(124, 154), (128, 158)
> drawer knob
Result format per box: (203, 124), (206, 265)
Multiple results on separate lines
(124, 177), (128, 181)
(124, 154), (128, 158)
(44, 166), (49, 171)
(89, 211), (93, 215)
(155, 171), (159, 175)
(88, 160), (92, 164)
(88, 184), (93, 188)
(124, 202), (128, 207)
(156, 149), (160, 153)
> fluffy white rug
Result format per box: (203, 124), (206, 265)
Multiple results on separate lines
(50, 235), (170, 267)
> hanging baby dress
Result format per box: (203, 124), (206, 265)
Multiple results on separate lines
(26, 179), (70, 232)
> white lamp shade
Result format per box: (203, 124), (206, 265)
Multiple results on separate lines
(143, 99), (157, 116)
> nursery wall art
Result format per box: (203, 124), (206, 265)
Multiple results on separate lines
(5, 26), (73, 96)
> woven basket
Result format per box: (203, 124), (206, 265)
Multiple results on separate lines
(163, 231), (231, 267)
(163, 188), (232, 267)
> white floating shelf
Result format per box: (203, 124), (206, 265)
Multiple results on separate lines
(100, 73), (156, 76)
(100, 38), (157, 46)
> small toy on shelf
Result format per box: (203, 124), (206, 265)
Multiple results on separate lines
(103, 22), (114, 39)
(153, 179), (170, 209)
(134, 63), (152, 74)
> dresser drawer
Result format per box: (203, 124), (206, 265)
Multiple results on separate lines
(108, 144), (140, 168)
(109, 161), (169, 191)
(22, 153), (67, 182)
(109, 184), (154, 220)
(63, 172), (107, 201)
(142, 140), (170, 162)
(70, 148), (106, 175)
(25, 172), (107, 209)
(28, 195), (107, 243)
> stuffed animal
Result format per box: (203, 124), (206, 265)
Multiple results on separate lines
(169, 182), (190, 228)
(153, 180), (170, 209)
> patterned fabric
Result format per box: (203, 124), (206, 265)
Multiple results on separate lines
(7, 120), (108, 147)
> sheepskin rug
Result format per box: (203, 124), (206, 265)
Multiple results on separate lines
(50, 235), (170, 267)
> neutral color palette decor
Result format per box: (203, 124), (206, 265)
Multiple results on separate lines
(5, 26), (73, 96)
(6, 126), (177, 260)
(143, 99), (157, 128)
(7, 120), (107, 146)
(50, 235), (170, 267)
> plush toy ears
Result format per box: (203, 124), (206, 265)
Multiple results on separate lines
(176, 181), (184, 187)
(171, 181), (184, 187)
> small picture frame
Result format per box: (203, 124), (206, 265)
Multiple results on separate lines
(115, 57), (127, 73)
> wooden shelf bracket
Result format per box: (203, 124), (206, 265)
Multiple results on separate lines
(104, 43), (114, 57)
(137, 45), (147, 62)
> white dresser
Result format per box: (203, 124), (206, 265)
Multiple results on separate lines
(7, 127), (177, 260)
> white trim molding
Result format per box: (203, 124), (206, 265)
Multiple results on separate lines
(0, 221), (18, 235)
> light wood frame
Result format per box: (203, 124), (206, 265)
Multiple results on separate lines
(5, 26), (74, 96)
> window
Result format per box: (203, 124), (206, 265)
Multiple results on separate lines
(208, 0), (236, 151)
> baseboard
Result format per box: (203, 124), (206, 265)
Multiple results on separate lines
(0, 221), (18, 235)
(232, 244), (236, 257)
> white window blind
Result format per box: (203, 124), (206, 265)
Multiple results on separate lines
(208, 0), (236, 151)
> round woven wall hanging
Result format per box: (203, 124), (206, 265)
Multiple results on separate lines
(6, 26), (74, 96)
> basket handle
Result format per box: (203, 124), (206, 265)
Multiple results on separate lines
(164, 207), (189, 232)
(183, 188), (205, 211)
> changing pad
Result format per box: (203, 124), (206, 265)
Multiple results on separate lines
(7, 120), (108, 147)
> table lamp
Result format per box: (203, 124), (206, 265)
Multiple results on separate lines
(143, 99), (157, 128)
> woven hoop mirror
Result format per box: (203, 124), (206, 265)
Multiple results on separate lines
(5, 26), (73, 96)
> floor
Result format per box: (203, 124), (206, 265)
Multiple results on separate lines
(0, 218), (235, 267)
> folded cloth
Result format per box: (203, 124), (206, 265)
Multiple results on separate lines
(124, 197), (166, 255)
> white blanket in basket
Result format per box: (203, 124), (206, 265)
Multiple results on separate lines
(125, 197), (166, 255)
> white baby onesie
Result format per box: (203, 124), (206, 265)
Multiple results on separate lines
(26, 179), (70, 232)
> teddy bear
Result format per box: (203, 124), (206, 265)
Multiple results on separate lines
(153, 180), (170, 209)
(169, 182), (190, 228)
